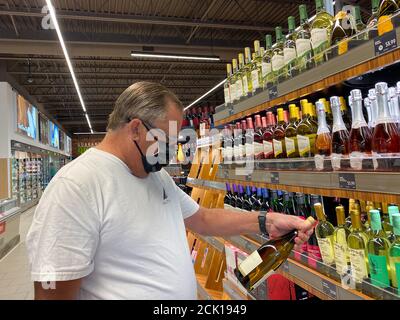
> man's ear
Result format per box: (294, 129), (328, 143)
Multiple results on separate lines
(127, 119), (141, 140)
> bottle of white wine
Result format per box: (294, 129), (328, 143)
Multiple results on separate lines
(333, 205), (351, 276)
(367, 209), (391, 288)
(235, 216), (315, 291)
(314, 203), (335, 266)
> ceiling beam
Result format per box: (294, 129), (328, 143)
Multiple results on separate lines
(0, 8), (277, 32)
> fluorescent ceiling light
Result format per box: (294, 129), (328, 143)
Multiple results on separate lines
(184, 79), (226, 111)
(131, 51), (220, 61)
(46, 0), (92, 131)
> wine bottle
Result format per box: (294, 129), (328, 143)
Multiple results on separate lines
(244, 47), (253, 94)
(251, 41), (263, 93)
(389, 213), (400, 289)
(389, 87), (400, 127)
(224, 64), (232, 106)
(273, 108), (287, 159)
(263, 112), (276, 159)
(333, 205), (351, 276)
(282, 191), (296, 215)
(340, 96), (352, 131)
(224, 183), (232, 208)
(262, 35), (274, 88)
(355, 5), (368, 40)
(234, 217), (315, 291)
(381, 203), (396, 243)
(252, 188), (263, 212)
(245, 117), (255, 161)
(367, 0), (381, 31)
(231, 58), (240, 102)
(285, 104), (300, 158)
(271, 190), (283, 213)
(311, 0), (334, 65)
(377, 0), (399, 35)
(295, 193), (310, 258)
(225, 125), (234, 163)
(365, 202), (375, 238)
(261, 188), (271, 212)
(272, 27), (285, 83)
(349, 89), (373, 170)
(368, 89), (379, 128)
(348, 208), (369, 286)
(330, 96), (350, 170)
(331, 9), (357, 55)
(284, 16), (298, 78)
(231, 184), (238, 208)
(297, 4), (314, 72)
(237, 185), (245, 210)
(253, 115), (264, 160)
(314, 203), (335, 266)
(243, 186), (253, 212)
(233, 122), (242, 162)
(315, 100), (332, 170)
(367, 209), (391, 288)
(297, 103), (318, 158)
(238, 53), (248, 98)
(372, 82), (400, 157)
(240, 119), (247, 161)
(308, 195), (322, 267)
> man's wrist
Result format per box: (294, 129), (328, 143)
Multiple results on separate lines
(258, 211), (269, 236)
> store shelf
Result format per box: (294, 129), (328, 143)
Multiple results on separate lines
(0, 207), (22, 223)
(186, 177), (226, 193)
(214, 26), (400, 126)
(196, 274), (223, 300)
(222, 278), (256, 301)
(192, 232), (225, 253)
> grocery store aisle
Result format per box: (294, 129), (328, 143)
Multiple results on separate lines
(0, 206), (35, 300)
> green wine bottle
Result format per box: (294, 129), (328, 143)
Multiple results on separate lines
(388, 205), (399, 243)
(389, 213), (400, 290)
(333, 205), (351, 276)
(367, 209), (391, 288)
(314, 203), (335, 266)
(348, 208), (369, 287)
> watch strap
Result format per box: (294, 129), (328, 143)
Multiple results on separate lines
(258, 211), (268, 236)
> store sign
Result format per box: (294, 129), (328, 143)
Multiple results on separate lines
(374, 30), (397, 56)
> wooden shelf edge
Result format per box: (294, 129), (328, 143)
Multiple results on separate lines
(196, 274), (223, 300)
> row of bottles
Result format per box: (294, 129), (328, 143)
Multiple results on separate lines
(224, 0), (400, 106)
(221, 81), (400, 169)
(314, 201), (400, 291)
(182, 105), (215, 135)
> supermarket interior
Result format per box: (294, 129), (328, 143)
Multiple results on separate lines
(1, 0), (400, 302)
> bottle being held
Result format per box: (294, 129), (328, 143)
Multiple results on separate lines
(315, 100), (332, 170)
(330, 96), (350, 170)
(234, 216), (315, 291)
(349, 89), (373, 170)
(314, 203), (336, 267)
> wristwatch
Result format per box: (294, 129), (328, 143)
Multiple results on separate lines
(258, 211), (269, 237)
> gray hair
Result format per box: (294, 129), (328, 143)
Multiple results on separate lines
(107, 81), (183, 131)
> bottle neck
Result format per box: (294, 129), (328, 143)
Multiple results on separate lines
(332, 104), (347, 132)
(390, 95), (400, 121)
(376, 90), (394, 124)
(352, 99), (368, 128)
(317, 109), (330, 134)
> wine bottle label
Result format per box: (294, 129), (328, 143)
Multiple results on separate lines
(239, 144), (245, 158)
(297, 134), (316, 157)
(253, 142), (264, 158)
(245, 142), (254, 158)
(314, 154), (325, 171)
(224, 87), (231, 104)
(242, 76), (249, 94)
(226, 146), (233, 161)
(394, 261), (400, 289)
(349, 151), (368, 171)
(273, 139), (283, 157)
(285, 137), (297, 157)
(261, 62), (272, 78)
(368, 254), (390, 288)
(233, 146), (240, 161)
(263, 140), (274, 158)
(283, 48), (297, 65)
(251, 70), (260, 90)
(296, 39), (312, 58)
(338, 39), (349, 55)
(334, 243), (349, 275)
(271, 54), (284, 72)
(311, 28), (329, 53)
(331, 153), (343, 171)
(349, 248), (368, 283)
(236, 80), (243, 97)
(238, 250), (263, 277)
(316, 236), (335, 265)
(232, 82), (238, 101)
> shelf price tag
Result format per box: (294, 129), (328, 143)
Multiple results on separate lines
(270, 172), (280, 184)
(268, 86), (278, 100)
(374, 30), (397, 56)
(338, 173), (356, 190)
(224, 170), (229, 179)
(245, 173), (252, 181)
(321, 279), (337, 299)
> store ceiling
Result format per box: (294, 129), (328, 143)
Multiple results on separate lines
(0, 0), (371, 134)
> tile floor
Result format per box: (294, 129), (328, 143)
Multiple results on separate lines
(0, 206), (35, 300)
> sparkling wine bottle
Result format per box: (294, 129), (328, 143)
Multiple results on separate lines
(315, 100), (332, 170)
(263, 112), (276, 159)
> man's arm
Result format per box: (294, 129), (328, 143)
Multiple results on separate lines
(184, 207), (314, 249)
(34, 280), (82, 300)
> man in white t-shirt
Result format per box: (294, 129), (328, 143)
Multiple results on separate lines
(26, 82), (314, 300)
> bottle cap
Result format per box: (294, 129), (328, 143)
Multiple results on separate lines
(336, 205), (346, 225)
(397, 81), (400, 95)
(265, 34), (273, 48)
(315, 100), (325, 112)
(257, 187), (262, 197)
(392, 213), (400, 236)
(350, 89), (362, 101)
(232, 184), (238, 192)
(330, 96), (340, 108)
(388, 205), (399, 225)
(368, 88), (376, 99)
(226, 183), (231, 191)
(389, 87), (397, 98)
(350, 209), (362, 229)
(314, 203), (325, 221)
(375, 82), (388, 95)
(370, 209), (382, 231)
(246, 186), (252, 195)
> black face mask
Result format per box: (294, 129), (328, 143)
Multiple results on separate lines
(134, 122), (172, 173)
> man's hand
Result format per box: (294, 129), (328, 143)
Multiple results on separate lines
(266, 212), (315, 251)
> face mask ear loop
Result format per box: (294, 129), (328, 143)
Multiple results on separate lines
(134, 140), (145, 157)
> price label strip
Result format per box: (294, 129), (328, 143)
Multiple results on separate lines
(270, 172), (280, 184)
(374, 29), (398, 56)
(321, 279), (338, 299)
(268, 86), (278, 100)
(338, 173), (356, 190)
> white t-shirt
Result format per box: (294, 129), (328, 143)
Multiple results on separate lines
(26, 148), (199, 300)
